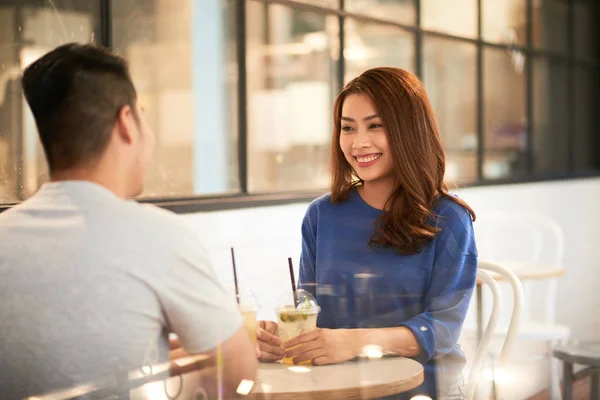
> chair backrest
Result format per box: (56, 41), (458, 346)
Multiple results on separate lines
(465, 268), (502, 400)
(474, 209), (564, 324)
(465, 261), (524, 400)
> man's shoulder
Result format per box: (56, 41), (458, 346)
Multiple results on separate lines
(0, 195), (51, 229)
(118, 201), (195, 239)
(126, 200), (177, 223)
(0, 205), (17, 220)
(0, 194), (41, 216)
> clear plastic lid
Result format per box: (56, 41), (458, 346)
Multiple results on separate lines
(226, 285), (259, 311)
(275, 289), (320, 314)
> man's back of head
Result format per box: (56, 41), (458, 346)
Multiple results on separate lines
(22, 43), (154, 198)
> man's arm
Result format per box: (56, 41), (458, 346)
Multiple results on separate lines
(149, 220), (259, 397)
(170, 327), (258, 398)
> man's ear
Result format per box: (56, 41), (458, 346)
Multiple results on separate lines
(114, 104), (136, 144)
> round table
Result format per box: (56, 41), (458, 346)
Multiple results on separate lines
(553, 342), (600, 400)
(247, 357), (424, 400)
(28, 356), (423, 400)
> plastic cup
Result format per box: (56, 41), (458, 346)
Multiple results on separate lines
(275, 289), (320, 365)
(239, 305), (258, 347)
(229, 286), (259, 346)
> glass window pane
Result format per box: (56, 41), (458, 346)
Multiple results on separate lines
(345, 0), (416, 25)
(532, 58), (568, 174)
(421, 0), (477, 38)
(574, 0), (599, 59)
(344, 19), (414, 82)
(574, 67), (600, 171)
(0, 1), (101, 203)
(423, 37), (477, 184)
(246, 3), (338, 192)
(483, 47), (527, 180)
(532, 0), (568, 53)
(112, 0), (238, 198)
(482, 0), (526, 46)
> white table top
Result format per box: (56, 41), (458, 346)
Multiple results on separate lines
(247, 357), (424, 400)
(29, 356), (424, 400)
(477, 261), (564, 283)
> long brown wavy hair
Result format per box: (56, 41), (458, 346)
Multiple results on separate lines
(330, 67), (475, 254)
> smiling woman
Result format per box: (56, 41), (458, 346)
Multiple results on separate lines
(257, 67), (478, 400)
(331, 67), (475, 254)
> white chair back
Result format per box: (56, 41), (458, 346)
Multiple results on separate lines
(465, 268), (502, 400)
(465, 261), (524, 400)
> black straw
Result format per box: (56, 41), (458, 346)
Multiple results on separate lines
(288, 257), (298, 307)
(231, 247), (240, 305)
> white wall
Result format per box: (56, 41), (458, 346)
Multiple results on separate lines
(182, 177), (600, 398)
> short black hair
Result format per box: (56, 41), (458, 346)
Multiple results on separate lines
(22, 43), (137, 172)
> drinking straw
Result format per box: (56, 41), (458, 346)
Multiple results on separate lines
(288, 257), (299, 307)
(231, 247), (240, 305)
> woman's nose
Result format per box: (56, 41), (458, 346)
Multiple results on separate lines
(352, 129), (371, 150)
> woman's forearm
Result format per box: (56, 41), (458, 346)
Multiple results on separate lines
(354, 326), (421, 358)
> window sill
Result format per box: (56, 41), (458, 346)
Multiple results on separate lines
(1, 172), (599, 214)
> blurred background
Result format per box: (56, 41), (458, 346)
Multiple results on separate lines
(1, 0), (598, 200)
(0, 1), (599, 399)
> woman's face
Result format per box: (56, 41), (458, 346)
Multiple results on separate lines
(339, 94), (394, 185)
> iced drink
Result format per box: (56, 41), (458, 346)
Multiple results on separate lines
(240, 306), (258, 346)
(275, 289), (320, 365)
(228, 286), (259, 347)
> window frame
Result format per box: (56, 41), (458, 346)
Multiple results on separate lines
(1, 0), (599, 215)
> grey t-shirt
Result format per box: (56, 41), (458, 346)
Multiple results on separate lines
(0, 181), (242, 399)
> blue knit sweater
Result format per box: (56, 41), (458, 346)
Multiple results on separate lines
(298, 189), (478, 399)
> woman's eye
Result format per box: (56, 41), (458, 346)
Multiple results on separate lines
(341, 125), (353, 132)
(370, 123), (383, 129)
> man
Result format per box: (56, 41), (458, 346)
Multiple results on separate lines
(0, 43), (257, 399)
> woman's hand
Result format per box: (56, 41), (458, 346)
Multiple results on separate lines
(282, 328), (360, 365)
(257, 320), (285, 362)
